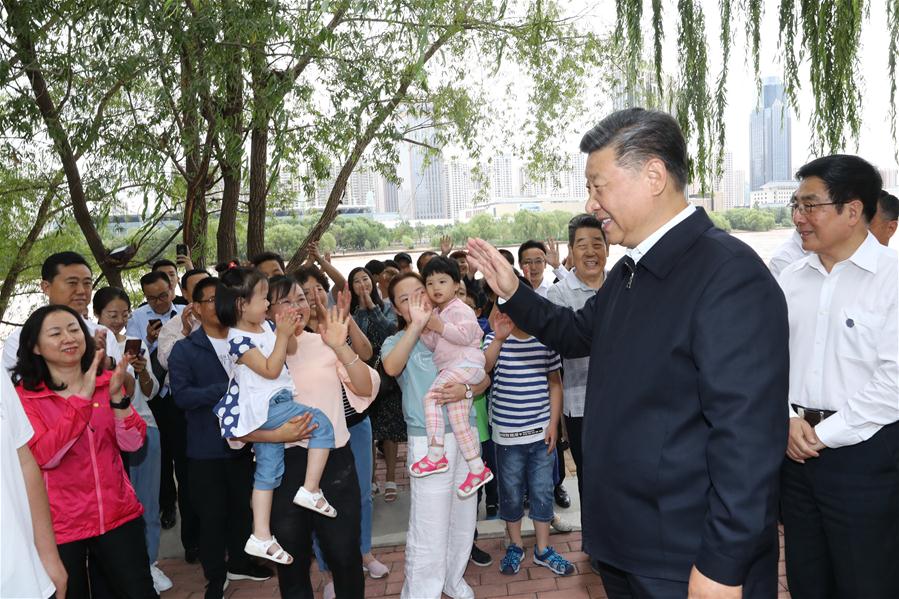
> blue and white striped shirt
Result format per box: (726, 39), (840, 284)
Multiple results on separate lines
(485, 333), (561, 446)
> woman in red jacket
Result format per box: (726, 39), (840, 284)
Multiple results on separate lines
(12, 305), (157, 599)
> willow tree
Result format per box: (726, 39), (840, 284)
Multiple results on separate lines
(614, 0), (899, 188)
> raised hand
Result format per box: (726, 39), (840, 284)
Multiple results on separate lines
(465, 238), (520, 300)
(337, 283), (351, 314)
(275, 309), (299, 337)
(108, 353), (133, 399)
(180, 304), (195, 335)
(76, 349), (106, 399)
(408, 291), (432, 331)
(440, 234), (454, 256)
(491, 311), (514, 340)
(545, 238), (561, 269)
(319, 305), (350, 349)
(309, 240), (322, 261)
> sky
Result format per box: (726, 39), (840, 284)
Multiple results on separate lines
(572, 0), (899, 177)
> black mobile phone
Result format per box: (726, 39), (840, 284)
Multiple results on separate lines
(148, 318), (162, 329)
(124, 338), (142, 356)
(176, 243), (188, 256)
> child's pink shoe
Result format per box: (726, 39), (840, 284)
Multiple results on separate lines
(457, 467), (494, 498)
(409, 455), (449, 478)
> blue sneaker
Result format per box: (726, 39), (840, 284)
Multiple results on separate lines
(500, 544), (524, 575)
(533, 546), (574, 576)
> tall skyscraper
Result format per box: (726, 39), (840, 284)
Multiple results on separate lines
(712, 152), (743, 212)
(750, 77), (793, 191)
(491, 156), (515, 199)
(445, 161), (477, 221)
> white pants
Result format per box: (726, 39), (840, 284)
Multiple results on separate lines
(402, 434), (477, 599)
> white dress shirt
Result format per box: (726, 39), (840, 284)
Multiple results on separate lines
(769, 229), (811, 277)
(778, 233), (899, 448)
(126, 302), (183, 397)
(626, 204), (696, 264)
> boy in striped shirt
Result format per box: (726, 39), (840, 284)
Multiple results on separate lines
(484, 304), (573, 577)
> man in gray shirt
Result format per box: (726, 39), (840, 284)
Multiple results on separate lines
(546, 214), (608, 501)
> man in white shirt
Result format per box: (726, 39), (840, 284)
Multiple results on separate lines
(1, 375), (66, 599)
(517, 240), (569, 299)
(778, 154), (899, 598)
(2, 251), (117, 376)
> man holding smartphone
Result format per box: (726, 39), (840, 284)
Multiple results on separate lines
(127, 271), (199, 558)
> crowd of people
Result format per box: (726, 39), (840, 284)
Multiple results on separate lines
(2, 107), (898, 599)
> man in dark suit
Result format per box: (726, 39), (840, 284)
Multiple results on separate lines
(467, 108), (789, 598)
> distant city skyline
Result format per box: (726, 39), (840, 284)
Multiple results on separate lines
(750, 77), (793, 191)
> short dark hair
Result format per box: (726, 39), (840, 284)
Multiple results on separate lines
(140, 270), (170, 289)
(192, 276), (220, 302)
(795, 155), (882, 222)
(498, 249), (515, 266)
(878, 190), (899, 221)
(152, 259), (177, 271)
(422, 256), (461, 283)
(294, 265), (331, 292)
(382, 259), (400, 270)
(92, 286), (131, 317)
(267, 274), (297, 305)
(517, 240), (547, 262)
(180, 268), (209, 292)
(449, 250), (468, 261)
(394, 252), (412, 265)
(12, 305), (96, 391)
(387, 272), (425, 330)
(214, 258), (242, 273)
(347, 267), (383, 313)
(41, 252), (91, 283)
(250, 251), (285, 271)
(416, 251), (437, 273)
(568, 213), (607, 247)
(580, 108), (689, 192)
(365, 260), (386, 276)
(215, 267), (267, 328)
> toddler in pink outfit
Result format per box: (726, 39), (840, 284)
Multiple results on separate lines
(410, 256), (493, 498)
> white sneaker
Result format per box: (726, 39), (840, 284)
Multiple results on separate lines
(150, 563), (173, 593)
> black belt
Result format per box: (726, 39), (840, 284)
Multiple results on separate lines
(791, 404), (836, 427)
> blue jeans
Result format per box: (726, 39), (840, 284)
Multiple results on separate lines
(129, 426), (161, 563)
(496, 440), (555, 523)
(254, 389), (335, 490)
(314, 416), (374, 571)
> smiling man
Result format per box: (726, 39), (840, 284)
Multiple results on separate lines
(2, 252), (117, 376)
(467, 108), (789, 598)
(777, 155), (899, 598)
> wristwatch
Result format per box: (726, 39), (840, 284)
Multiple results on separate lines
(464, 384), (473, 400)
(109, 395), (132, 410)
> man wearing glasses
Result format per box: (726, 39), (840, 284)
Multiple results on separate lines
(517, 240), (570, 299)
(127, 271), (199, 553)
(777, 155), (899, 598)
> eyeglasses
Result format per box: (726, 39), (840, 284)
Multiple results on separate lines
(196, 296), (216, 304)
(145, 290), (171, 303)
(789, 201), (839, 215)
(520, 259), (546, 267)
(276, 299), (307, 307)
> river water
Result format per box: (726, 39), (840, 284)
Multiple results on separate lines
(3, 226), (873, 343)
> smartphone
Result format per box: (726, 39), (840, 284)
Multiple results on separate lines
(124, 338), (142, 356)
(176, 243), (188, 256)
(148, 318), (162, 329)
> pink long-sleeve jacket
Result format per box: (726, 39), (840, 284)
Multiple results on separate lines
(420, 298), (486, 371)
(16, 370), (146, 544)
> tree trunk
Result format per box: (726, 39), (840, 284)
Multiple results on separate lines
(4, 0), (123, 287)
(285, 28), (460, 273)
(216, 27), (243, 263)
(246, 46), (269, 260)
(0, 180), (61, 324)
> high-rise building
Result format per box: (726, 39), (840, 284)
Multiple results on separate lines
(877, 167), (898, 190)
(345, 169), (379, 207)
(712, 152), (742, 212)
(750, 77), (792, 191)
(491, 156), (515, 199)
(445, 161), (477, 221)
(381, 179), (399, 213)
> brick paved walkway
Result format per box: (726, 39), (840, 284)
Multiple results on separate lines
(158, 529), (791, 598)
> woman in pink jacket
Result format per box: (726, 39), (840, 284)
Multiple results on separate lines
(12, 305), (156, 599)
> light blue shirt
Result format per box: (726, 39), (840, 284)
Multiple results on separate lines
(381, 330), (476, 438)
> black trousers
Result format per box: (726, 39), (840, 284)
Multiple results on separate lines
(271, 445), (364, 599)
(781, 422), (899, 599)
(188, 454), (255, 597)
(57, 517), (157, 599)
(149, 393), (199, 551)
(477, 438), (499, 508)
(564, 415), (584, 501)
(595, 531), (778, 599)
